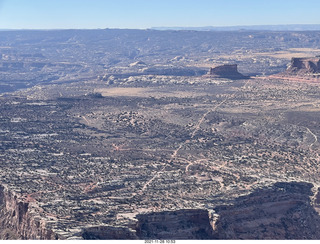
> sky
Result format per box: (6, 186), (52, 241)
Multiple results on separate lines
(0, 0), (320, 29)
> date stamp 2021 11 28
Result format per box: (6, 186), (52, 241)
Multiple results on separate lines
(144, 240), (176, 244)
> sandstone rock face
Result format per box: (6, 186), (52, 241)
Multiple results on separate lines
(2, 181), (320, 239)
(287, 57), (320, 75)
(207, 64), (248, 79)
(213, 182), (320, 239)
(135, 209), (214, 240)
(82, 225), (138, 240)
(0, 185), (58, 240)
(269, 57), (320, 81)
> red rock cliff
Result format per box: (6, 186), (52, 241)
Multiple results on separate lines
(207, 64), (248, 79)
(269, 57), (320, 81)
(287, 57), (320, 75)
(0, 185), (58, 239)
(135, 209), (215, 240)
(213, 182), (320, 239)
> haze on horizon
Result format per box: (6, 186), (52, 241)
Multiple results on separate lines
(0, 0), (320, 30)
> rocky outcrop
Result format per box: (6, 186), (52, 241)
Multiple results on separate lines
(135, 209), (214, 239)
(2, 181), (320, 240)
(129, 61), (147, 67)
(82, 225), (138, 240)
(269, 57), (320, 82)
(287, 57), (320, 75)
(80, 208), (215, 240)
(213, 182), (320, 239)
(0, 185), (58, 240)
(206, 64), (249, 79)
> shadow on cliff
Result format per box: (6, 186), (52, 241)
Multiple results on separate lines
(81, 181), (320, 240)
(213, 181), (320, 239)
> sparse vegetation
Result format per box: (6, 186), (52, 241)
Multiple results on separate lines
(1, 29), (320, 239)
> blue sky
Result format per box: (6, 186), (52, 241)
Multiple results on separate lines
(0, 0), (319, 29)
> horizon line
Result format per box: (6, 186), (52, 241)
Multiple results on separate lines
(1, 24), (320, 31)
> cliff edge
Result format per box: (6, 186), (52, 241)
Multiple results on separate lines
(287, 57), (320, 75)
(205, 64), (249, 80)
(213, 182), (320, 239)
(269, 57), (320, 82)
(2, 181), (320, 239)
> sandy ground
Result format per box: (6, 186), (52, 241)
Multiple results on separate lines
(96, 87), (209, 98)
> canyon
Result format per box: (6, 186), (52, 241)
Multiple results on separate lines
(1, 29), (320, 239)
(2, 181), (320, 239)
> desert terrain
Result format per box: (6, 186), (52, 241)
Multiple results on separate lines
(1, 29), (320, 239)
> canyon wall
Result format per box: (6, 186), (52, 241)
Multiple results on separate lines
(82, 225), (138, 240)
(269, 57), (320, 81)
(2, 181), (320, 239)
(0, 185), (58, 240)
(213, 182), (320, 239)
(287, 57), (320, 75)
(135, 209), (214, 240)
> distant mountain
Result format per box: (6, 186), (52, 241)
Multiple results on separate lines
(151, 24), (320, 31)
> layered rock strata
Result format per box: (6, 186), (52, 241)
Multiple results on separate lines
(287, 57), (320, 75)
(213, 182), (320, 239)
(0, 185), (58, 240)
(2, 181), (320, 239)
(269, 57), (320, 82)
(205, 64), (249, 79)
(135, 209), (215, 239)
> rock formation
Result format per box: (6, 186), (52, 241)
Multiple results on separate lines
(213, 182), (320, 239)
(135, 209), (215, 240)
(287, 57), (320, 75)
(82, 226), (138, 240)
(269, 57), (320, 82)
(0, 185), (58, 240)
(206, 64), (249, 79)
(129, 61), (147, 67)
(79, 181), (320, 240)
(2, 181), (320, 239)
